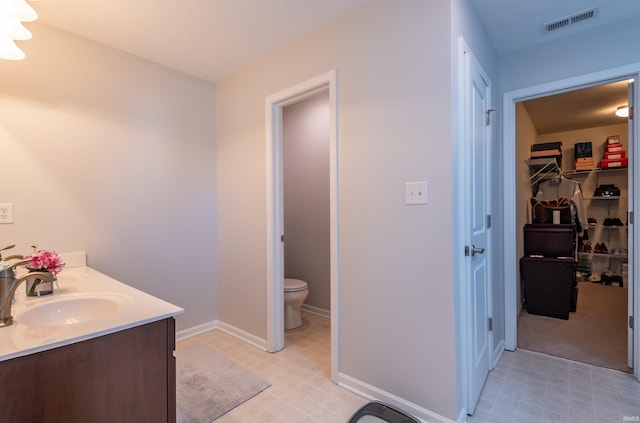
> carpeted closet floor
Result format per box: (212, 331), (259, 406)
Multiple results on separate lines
(518, 282), (630, 373)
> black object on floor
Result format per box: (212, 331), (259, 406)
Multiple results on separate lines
(348, 401), (420, 423)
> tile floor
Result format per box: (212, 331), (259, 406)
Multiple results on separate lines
(468, 349), (640, 423)
(177, 312), (369, 422)
(178, 312), (640, 423)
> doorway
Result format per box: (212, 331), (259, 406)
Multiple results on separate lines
(503, 68), (640, 380)
(265, 71), (339, 382)
(516, 80), (631, 372)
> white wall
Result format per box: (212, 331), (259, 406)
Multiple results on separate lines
(0, 23), (217, 331)
(216, 0), (459, 418)
(283, 92), (331, 312)
(500, 14), (640, 93)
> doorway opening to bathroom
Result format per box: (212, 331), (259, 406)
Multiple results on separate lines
(265, 70), (339, 382)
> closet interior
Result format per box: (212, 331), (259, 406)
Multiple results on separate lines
(516, 79), (632, 372)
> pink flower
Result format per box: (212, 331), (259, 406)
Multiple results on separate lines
(25, 250), (66, 276)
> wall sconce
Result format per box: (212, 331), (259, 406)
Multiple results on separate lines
(615, 106), (629, 118)
(0, 0), (38, 60)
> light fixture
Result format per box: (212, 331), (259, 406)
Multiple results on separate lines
(0, 0), (38, 61)
(615, 106), (629, 118)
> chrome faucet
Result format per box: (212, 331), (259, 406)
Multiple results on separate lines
(0, 259), (54, 327)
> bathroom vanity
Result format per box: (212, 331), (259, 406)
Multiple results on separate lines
(0, 265), (184, 423)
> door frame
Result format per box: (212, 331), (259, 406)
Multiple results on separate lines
(265, 70), (339, 382)
(502, 64), (640, 379)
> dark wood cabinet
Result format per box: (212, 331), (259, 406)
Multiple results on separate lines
(0, 318), (176, 423)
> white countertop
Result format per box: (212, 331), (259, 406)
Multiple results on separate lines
(0, 266), (184, 362)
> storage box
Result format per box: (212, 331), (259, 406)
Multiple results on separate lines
(574, 142), (592, 159)
(531, 141), (562, 152)
(524, 224), (575, 257)
(604, 151), (626, 160)
(607, 144), (623, 153)
(600, 157), (628, 168)
(520, 256), (577, 320)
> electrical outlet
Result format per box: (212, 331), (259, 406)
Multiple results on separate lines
(0, 203), (14, 224)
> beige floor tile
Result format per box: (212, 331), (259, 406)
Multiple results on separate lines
(177, 312), (368, 422)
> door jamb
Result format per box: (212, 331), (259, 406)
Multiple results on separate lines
(265, 70), (339, 382)
(502, 64), (640, 379)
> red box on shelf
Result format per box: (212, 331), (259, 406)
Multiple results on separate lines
(600, 157), (628, 168)
(604, 151), (626, 160)
(607, 144), (623, 153)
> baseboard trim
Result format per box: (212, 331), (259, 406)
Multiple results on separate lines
(216, 320), (268, 351)
(176, 319), (268, 351)
(337, 373), (456, 423)
(492, 340), (505, 369)
(301, 304), (330, 319)
(176, 320), (218, 341)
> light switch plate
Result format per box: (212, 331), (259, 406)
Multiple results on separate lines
(0, 203), (13, 224)
(405, 182), (428, 205)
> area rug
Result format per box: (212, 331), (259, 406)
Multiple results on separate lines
(518, 282), (629, 372)
(177, 341), (271, 422)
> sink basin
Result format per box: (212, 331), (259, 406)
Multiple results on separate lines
(19, 295), (124, 326)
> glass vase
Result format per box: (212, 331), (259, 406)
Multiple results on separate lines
(26, 274), (54, 296)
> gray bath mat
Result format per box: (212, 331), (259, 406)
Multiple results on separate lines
(177, 341), (271, 422)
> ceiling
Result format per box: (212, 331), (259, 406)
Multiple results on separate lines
(29, 0), (640, 132)
(33, 0), (369, 83)
(470, 0), (640, 56)
(31, 0), (640, 84)
(522, 80), (631, 134)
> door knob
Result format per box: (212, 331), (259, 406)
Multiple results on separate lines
(470, 245), (485, 257)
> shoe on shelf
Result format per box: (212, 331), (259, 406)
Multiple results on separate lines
(611, 218), (624, 226)
(603, 218), (614, 226)
(594, 243), (602, 253)
(588, 217), (597, 226)
(583, 242), (593, 253)
(599, 242), (608, 254)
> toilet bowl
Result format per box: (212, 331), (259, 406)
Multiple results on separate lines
(284, 278), (309, 330)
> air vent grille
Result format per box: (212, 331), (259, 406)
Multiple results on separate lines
(543, 8), (599, 33)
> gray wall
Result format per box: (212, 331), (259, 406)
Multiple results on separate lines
(216, 0), (460, 418)
(0, 23), (217, 331)
(283, 92), (331, 312)
(500, 14), (640, 93)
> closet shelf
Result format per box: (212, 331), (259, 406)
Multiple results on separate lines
(564, 167), (627, 175)
(585, 196), (624, 201)
(577, 252), (628, 259)
(586, 225), (628, 230)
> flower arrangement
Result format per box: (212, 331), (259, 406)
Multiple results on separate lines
(24, 246), (65, 296)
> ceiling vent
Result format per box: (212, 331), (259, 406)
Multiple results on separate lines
(543, 8), (599, 33)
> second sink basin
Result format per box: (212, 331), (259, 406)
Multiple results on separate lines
(19, 294), (127, 326)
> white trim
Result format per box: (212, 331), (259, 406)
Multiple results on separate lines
(337, 373), (456, 423)
(502, 63), (640, 378)
(176, 320), (268, 351)
(175, 320), (218, 341)
(265, 70), (339, 382)
(301, 304), (331, 319)
(454, 36), (470, 414)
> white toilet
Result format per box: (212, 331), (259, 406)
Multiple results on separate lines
(284, 278), (309, 330)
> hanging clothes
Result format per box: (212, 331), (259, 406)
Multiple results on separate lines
(535, 176), (588, 236)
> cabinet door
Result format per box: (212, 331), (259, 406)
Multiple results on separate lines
(0, 319), (176, 423)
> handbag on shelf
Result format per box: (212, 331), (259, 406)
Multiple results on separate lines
(530, 197), (571, 224)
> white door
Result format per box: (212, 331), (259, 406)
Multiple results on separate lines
(463, 45), (493, 414)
